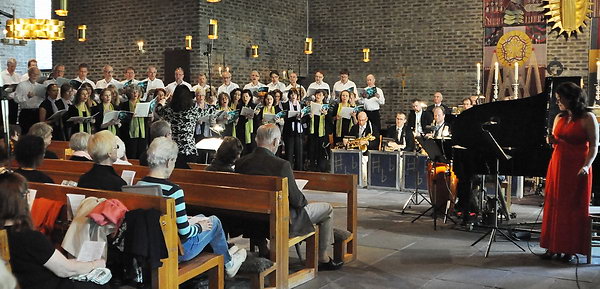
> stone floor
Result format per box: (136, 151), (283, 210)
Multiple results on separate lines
(180, 187), (599, 289)
(289, 188), (600, 289)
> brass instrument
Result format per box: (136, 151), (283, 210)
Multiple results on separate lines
(347, 134), (375, 151)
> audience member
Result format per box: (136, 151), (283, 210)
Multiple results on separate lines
(205, 136), (243, 172)
(28, 122), (59, 159)
(14, 135), (54, 183)
(78, 130), (127, 191)
(69, 132), (92, 161)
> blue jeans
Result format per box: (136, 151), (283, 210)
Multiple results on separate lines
(178, 215), (232, 263)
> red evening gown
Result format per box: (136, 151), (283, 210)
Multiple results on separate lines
(541, 116), (592, 255)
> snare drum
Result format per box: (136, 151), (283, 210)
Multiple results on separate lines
(427, 161), (458, 211)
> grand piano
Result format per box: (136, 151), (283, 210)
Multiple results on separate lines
(450, 77), (581, 213)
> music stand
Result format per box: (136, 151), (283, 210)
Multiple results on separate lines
(470, 129), (525, 257)
(410, 136), (455, 230)
(401, 152), (431, 213)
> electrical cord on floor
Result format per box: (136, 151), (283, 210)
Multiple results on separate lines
(523, 201), (581, 289)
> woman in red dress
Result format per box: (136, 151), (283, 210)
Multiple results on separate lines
(541, 82), (598, 262)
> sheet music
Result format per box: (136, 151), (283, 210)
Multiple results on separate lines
(120, 170), (136, 186)
(27, 189), (36, 211)
(133, 102), (151, 117)
(66, 193), (86, 218)
(310, 103), (323, 115)
(102, 111), (119, 126)
(340, 107), (354, 119)
(46, 109), (68, 122)
(262, 113), (276, 123)
(295, 179), (309, 192)
(240, 106), (255, 118)
(287, 110), (300, 118)
(76, 241), (105, 262)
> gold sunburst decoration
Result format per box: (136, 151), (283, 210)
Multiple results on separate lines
(496, 30), (532, 67)
(544, 0), (593, 37)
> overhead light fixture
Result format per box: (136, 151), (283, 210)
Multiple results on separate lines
(206, 0), (221, 2)
(362, 48), (370, 62)
(251, 45), (259, 58)
(55, 0), (68, 16)
(77, 25), (86, 42)
(185, 35), (192, 50)
(208, 19), (218, 39)
(5, 18), (65, 40)
(304, 37), (313, 55)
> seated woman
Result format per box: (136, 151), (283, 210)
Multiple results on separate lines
(0, 172), (108, 289)
(14, 135), (54, 184)
(28, 122), (59, 159)
(205, 136), (243, 172)
(137, 137), (246, 277)
(68, 132), (92, 161)
(77, 130), (127, 191)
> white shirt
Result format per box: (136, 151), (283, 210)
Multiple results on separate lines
(1, 70), (21, 85)
(95, 78), (121, 89)
(415, 110), (423, 134)
(14, 80), (44, 109)
(307, 81), (331, 101)
(360, 86), (385, 111)
(73, 77), (96, 89)
(332, 80), (358, 100)
(20, 74), (30, 82)
(191, 83), (210, 93)
(267, 82), (288, 101)
(217, 82), (240, 95)
(165, 81), (192, 95)
(142, 78), (165, 101)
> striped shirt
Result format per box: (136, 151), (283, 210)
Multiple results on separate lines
(137, 176), (201, 240)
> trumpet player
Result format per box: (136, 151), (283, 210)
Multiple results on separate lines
(349, 111), (380, 186)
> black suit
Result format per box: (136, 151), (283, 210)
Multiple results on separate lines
(407, 110), (433, 135)
(235, 147), (314, 237)
(349, 121), (380, 151)
(386, 124), (415, 151)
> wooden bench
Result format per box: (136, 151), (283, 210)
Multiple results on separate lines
(189, 163), (358, 263)
(47, 141), (70, 159)
(28, 183), (224, 289)
(36, 168), (316, 288)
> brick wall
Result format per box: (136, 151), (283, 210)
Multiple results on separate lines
(547, 27), (591, 86)
(0, 0), (36, 75)
(52, 0), (307, 86)
(308, 0), (484, 127)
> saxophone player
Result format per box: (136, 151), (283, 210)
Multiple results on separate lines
(349, 111), (380, 186)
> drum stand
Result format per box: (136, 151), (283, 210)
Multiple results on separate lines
(471, 130), (525, 257)
(402, 156), (431, 213)
(410, 160), (456, 230)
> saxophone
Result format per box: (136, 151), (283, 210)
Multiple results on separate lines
(347, 134), (376, 151)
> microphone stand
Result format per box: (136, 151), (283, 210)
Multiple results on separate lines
(1, 86), (11, 169)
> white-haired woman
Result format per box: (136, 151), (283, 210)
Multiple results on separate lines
(68, 132), (92, 161)
(77, 130), (127, 191)
(136, 137), (246, 277)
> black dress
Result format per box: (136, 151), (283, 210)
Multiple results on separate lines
(118, 101), (149, 159)
(39, 97), (68, 141)
(235, 102), (257, 155)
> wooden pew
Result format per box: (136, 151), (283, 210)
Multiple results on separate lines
(36, 169), (314, 289)
(34, 159), (357, 263)
(27, 183), (224, 289)
(188, 163), (358, 263)
(47, 141), (70, 159)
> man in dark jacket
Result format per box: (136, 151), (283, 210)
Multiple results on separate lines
(235, 123), (343, 270)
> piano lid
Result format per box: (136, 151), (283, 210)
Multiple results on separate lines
(451, 91), (549, 152)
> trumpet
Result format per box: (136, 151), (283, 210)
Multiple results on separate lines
(347, 134), (375, 151)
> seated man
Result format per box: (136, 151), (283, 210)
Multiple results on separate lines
(349, 111), (380, 185)
(386, 112), (414, 152)
(137, 137), (247, 277)
(426, 106), (451, 139)
(235, 124), (343, 270)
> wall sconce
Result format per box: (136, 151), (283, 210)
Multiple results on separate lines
(304, 37), (313, 55)
(206, 0), (221, 2)
(77, 25), (86, 42)
(55, 0), (68, 16)
(251, 45), (259, 58)
(185, 35), (192, 50)
(208, 19), (218, 40)
(362, 48), (370, 62)
(137, 40), (145, 53)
